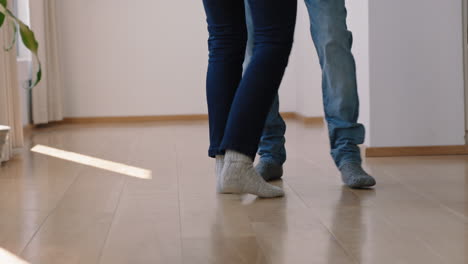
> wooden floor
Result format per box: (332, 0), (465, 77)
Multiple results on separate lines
(1, 120), (468, 264)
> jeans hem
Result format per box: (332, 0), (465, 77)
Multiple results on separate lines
(208, 147), (225, 158)
(220, 143), (258, 161)
(259, 156), (285, 166)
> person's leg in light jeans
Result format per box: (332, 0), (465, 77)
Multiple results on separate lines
(305, 0), (375, 187)
(244, 0), (287, 181)
(304, 0), (362, 167)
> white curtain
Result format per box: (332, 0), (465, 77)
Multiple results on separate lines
(0, 1), (24, 162)
(30, 0), (63, 124)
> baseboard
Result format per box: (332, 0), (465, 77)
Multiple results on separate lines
(279, 112), (296, 119)
(61, 114), (209, 124)
(22, 124), (34, 137)
(366, 145), (468, 157)
(25, 118), (467, 157)
(281, 112), (323, 124)
(293, 114), (324, 124)
(41, 112), (323, 125)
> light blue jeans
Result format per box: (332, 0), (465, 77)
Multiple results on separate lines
(246, 0), (365, 168)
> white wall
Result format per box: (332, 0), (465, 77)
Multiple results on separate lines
(347, 0), (370, 144)
(54, 0), (466, 148)
(368, 0), (465, 147)
(55, 0), (323, 118)
(292, 2), (324, 118)
(57, 0), (208, 117)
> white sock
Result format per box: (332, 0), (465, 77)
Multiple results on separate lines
(215, 155), (224, 192)
(218, 150), (284, 198)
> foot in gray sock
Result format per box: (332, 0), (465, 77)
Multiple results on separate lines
(255, 160), (283, 182)
(339, 162), (376, 189)
(218, 150), (284, 198)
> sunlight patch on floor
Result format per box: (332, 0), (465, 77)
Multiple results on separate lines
(0, 248), (30, 264)
(31, 145), (152, 179)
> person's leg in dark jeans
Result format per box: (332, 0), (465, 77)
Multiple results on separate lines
(203, 0), (296, 197)
(204, 0), (246, 159)
(203, 0), (247, 193)
(244, 0), (287, 181)
(305, 0), (375, 188)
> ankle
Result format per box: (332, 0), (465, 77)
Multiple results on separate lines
(339, 161), (361, 170)
(215, 155), (225, 165)
(256, 160), (283, 181)
(225, 150), (252, 163)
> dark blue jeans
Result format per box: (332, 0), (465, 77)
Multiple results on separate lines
(203, 0), (297, 159)
(243, 7), (287, 165)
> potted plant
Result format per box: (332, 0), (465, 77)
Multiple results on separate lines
(0, 0), (40, 163)
(0, 0), (41, 87)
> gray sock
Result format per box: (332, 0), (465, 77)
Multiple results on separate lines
(218, 150), (284, 198)
(339, 162), (376, 189)
(255, 160), (283, 181)
(215, 155), (225, 192)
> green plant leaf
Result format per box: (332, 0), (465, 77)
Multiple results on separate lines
(0, 5), (42, 88)
(18, 22), (38, 54)
(0, 0), (6, 28)
(18, 22), (41, 87)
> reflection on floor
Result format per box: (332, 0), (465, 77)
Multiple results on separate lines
(0, 120), (467, 264)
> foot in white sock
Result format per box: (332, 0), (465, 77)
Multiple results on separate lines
(215, 155), (224, 192)
(218, 150), (284, 198)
